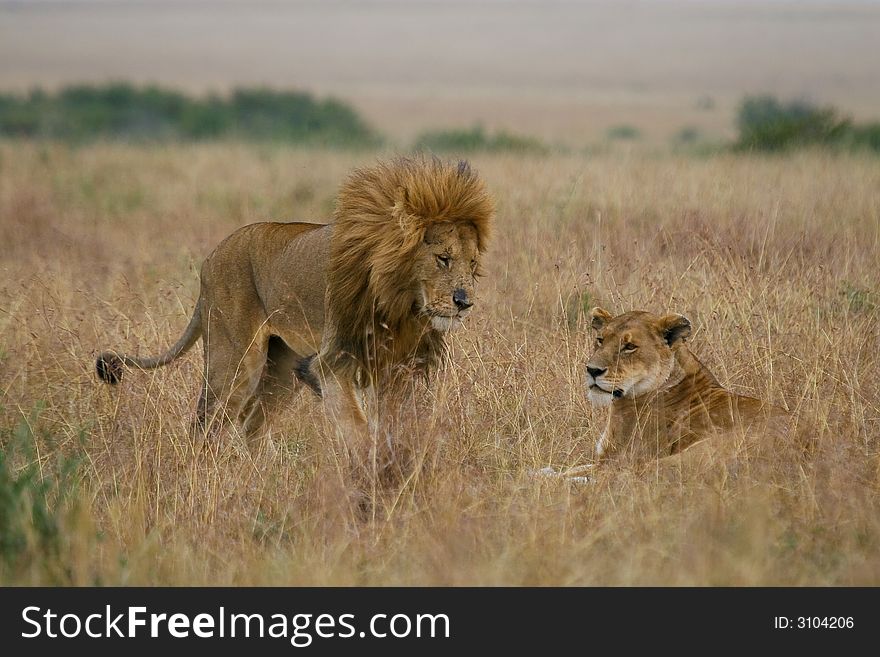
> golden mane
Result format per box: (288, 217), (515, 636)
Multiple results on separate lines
(326, 155), (495, 382)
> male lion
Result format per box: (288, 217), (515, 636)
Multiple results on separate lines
(536, 307), (789, 482)
(96, 156), (494, 461)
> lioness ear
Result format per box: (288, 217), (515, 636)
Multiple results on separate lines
(659, 314), (692, 345)
(590, 307), (613, 331)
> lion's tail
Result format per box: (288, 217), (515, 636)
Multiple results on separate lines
(96, 303), (202, 384)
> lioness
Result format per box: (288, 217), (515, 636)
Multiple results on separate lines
(584, 307), (788, 467)
(96, 156), (494, 458)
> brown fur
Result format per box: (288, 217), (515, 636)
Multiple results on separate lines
(97, 220), (330, 447)
(95, 156), (494, 462)
(586, 308), (789, 468)
(325, 157), (494, 383)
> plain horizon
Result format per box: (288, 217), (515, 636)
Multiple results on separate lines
(2, 0), (879, 143)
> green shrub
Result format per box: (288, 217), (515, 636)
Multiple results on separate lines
(843, 122), (880, 153)
(0, 406), (83, 583)
(0, 83), (381, 147)
(734, 95), (851, 151)
(733, 95), (880, 153)
(414, 125), (546, 154)
(673, 126), (701, 144)
(606, 125), (641, 140)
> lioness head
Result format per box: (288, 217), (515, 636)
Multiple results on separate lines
(413, 221), (481, 332)
(586, 307), (692, 407)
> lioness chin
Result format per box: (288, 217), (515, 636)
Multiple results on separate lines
(95, 156), (494, 474)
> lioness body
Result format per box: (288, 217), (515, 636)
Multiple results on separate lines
(594, 340), (777, 463)
(587, 308), (787, 466)
(96, 157), (495, 459)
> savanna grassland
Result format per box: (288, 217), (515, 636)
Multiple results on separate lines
(1, 140), (879, 585)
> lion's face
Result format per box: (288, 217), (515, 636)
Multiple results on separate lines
(585, 308), (692, 407)
(412, 221), (482, 332)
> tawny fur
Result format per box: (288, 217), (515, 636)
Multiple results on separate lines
(326, 157), (493, 381)
(95, 156), (494, 458)
(585, 308), (789, 467)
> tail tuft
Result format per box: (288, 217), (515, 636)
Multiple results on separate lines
(96, 353), (124, 384)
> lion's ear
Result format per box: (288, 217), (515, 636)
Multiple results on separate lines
(392, 185), (409, 215)
(394, 185), (409, 205)
(658, 314), (692, 345)
(590, 307), (613, 331)
(392, 185), (418, 234)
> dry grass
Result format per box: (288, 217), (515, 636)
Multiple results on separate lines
(1, 141), (879, 585)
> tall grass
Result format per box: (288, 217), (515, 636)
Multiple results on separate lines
(1, 142), (878, 585)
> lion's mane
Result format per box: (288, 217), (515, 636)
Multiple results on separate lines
(326, 155), (494, 381)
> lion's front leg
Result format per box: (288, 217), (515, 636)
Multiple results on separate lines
(320, 373), (371, 442)
(372, 377), (431, 483)
(315, 366), (427, 500)
(313, 364), (378, 489)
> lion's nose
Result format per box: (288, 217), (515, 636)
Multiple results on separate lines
(453, 288), (472, 310)
(587, 366), (606, 379)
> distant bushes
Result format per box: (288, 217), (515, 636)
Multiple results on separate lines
(842, 122), (880, 152)
(0, 83), (381, 147)
(606, 125), (641, 141)
(414, 125), (547, 154)
(4, 84), (879, 156)
(673, 126), (701, 145)
(735, 95), (880, 153)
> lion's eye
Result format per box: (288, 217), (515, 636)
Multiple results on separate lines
(596, 337), (604, 346)
(437, 255), (451, 268)
(622, 343), (638, 353)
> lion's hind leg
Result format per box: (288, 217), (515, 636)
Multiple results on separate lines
(241, 336), (307, 452)
(192, 320), (269, 444)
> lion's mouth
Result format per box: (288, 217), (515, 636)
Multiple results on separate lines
(428, 313), (464, 332)
(589, 383), (623, 399)
(423, 307), (469, 322)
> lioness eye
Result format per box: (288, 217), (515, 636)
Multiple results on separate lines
(622, 343), (638, 353)
(437, 255), (451, 268)
(596, 337), (604, 346)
